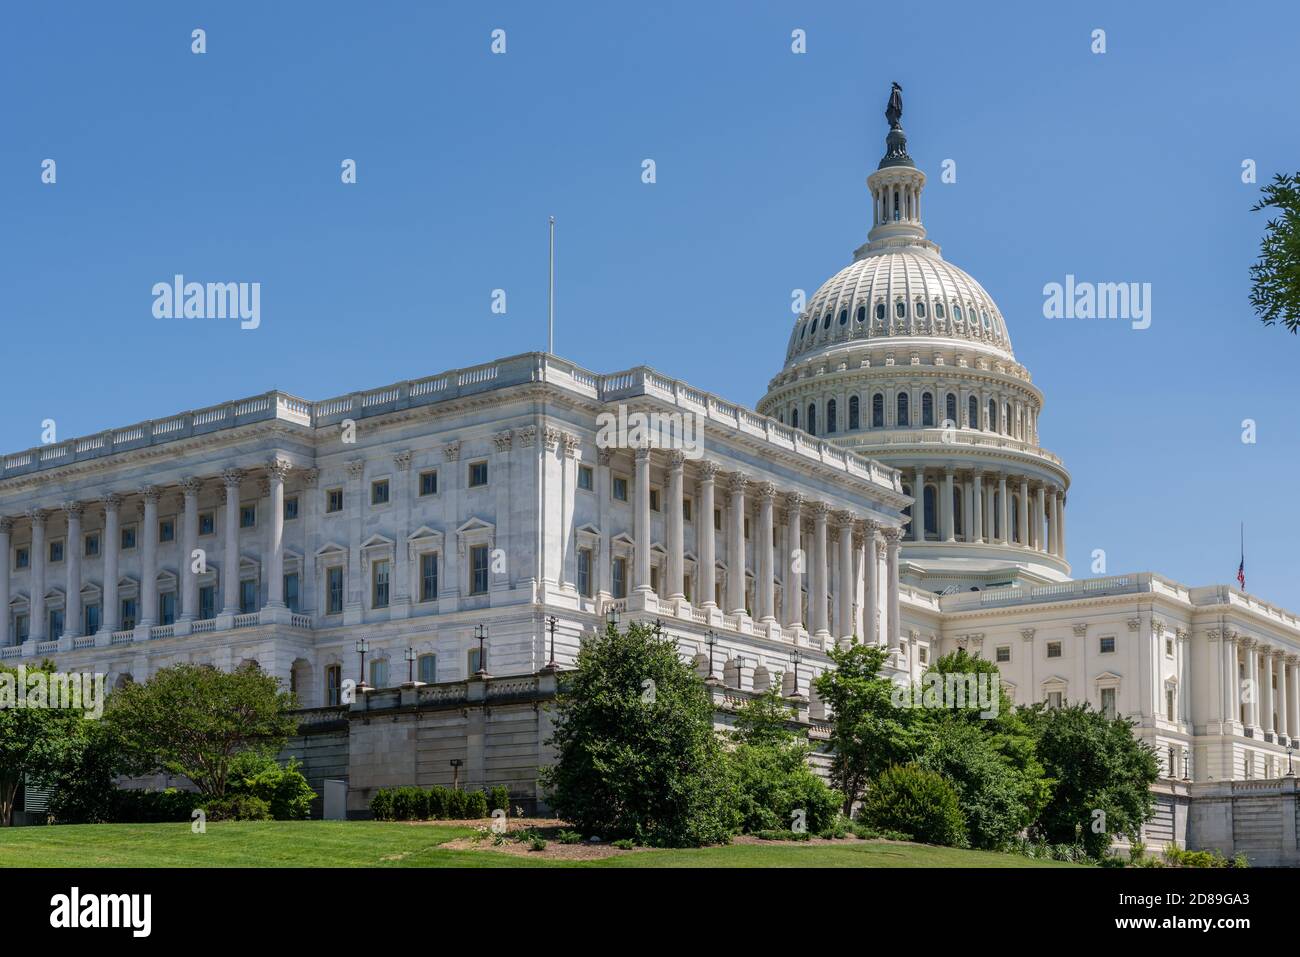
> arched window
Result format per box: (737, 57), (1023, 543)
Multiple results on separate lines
(848, 395), (860, 430)
(799, 323), (807, 339)
(822, 312), (832, 330)
(923, 486), (938, 537)
(988, 398), (998, 432)
(807, 403), (817, 436)
(826, 399), (837, 434)
(946, 392), (958, 426)
(838, 309), (848, 326)
(871, 393), (884, 428)
(953, 305), (963, 323)
(921, 392), (934, 427)
(856, 305), (866, 323)
(897, 392), (910, 427)
(875, 302), (885, 321)
(935, 301), (946, 319)
(893, 190), (900, 221)
(953, 487), (963, 539)
(895, 301), (906, 319)
(968, 395), (979, 429)
(791, 407), (799, 430)
(916, 300), (927, 319)
(1011, 495), (1021, 544)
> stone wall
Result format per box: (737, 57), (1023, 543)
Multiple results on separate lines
(1186, 777), (1300, 866)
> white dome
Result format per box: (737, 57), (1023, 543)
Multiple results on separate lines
(784, 247), (1015, 367)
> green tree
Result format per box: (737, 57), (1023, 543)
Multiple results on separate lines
(540, 620), (737, 846)
(1023, 701), (1159, 858)
(107, 662), (297, 799)
(1250, 171), (1300, 333)
(859, 764), (968, 847)
(0, 661), (86, 826)
(813, 643), (929, 813)
(727, 687), (841, 835)
(37, 717), (130, 824)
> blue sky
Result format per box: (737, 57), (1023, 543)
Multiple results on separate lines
(2, 1), (1298, 605)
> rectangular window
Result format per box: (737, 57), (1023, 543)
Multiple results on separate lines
(327, 567), (344, 615)
(325, 665), (342, 706)
(239, 504), (257, 529)
(84, 604), (100, 635)
(372, 559), (390, 608)
(327, 488), (344, 513)
(239, 580), (257, 615)
(284, 496), (299, 520)
(612, 476), (628, 502)
(158, 593), (175, 626)
(15, 546), (29, 569)
(49, 609), (64, 638)
(682, 498), (692, 521)
(1101, 687), (1117, 720)
(15, 614), (29, 641)
(470, 544), (490, 595)
(578, 548), (593, 598)
(49, 540), (64, 563)
(468, 461), (489, 488)
(418, 654), (437, 684)
(371, 480), (390, 506)
(919, 647), (929, 664)
(120, 526), (137, 551)
(84, 532), (100, 557)
(199, 511), (215, 535)
(158, 519), (175, 543)
(649, 489), (661, 512)
(284, 573), (300, 613)
(420, 553), (439, 602)
(120, 598), (137, 631)
(370, 659), (389, 689)
(714, 509), (722, 531)
(199, 585), (216, 620)
(1046, 641), (1062, 658)
(419, 470), (439, 496)
(1099, 636), (1116, 654)
(650, 565), (660, 596)
(744, 517), (751, 539)
(995, 646), (1011, 663)
(612, 557), (627, 599)
(1047, 691), (1063, 709)
(1166, 688), (1176, 722)
(578, 465), (594, 491)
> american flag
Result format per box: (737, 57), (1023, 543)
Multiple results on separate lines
(1237, 524), (1246, 590)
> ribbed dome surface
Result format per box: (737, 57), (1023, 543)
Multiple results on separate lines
(783, 247), (1014, 366)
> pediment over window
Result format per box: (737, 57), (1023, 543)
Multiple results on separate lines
(361, 533), (395, 550)
(117, 576), (139, 599)
(455, 517), (496, 556)
(1095, 670), (1123, 683)
(610, 533), (635, 555)
(80, 582), (102, 601)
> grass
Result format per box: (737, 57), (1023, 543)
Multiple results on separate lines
(0, 821), (1083, 868)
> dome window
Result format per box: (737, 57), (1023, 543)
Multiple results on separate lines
(822, 312), (832, 330)
(875, 303), (886, 321)
(827, 399), (837, 433)
(915, 301), (927, 319)
(799, 323), (807, 339)
(856, 305), (867, 323)
(894, 301), (906, 319)
(838, 309), (848, 326)
(981, 310), (991, 329)
(849, 395), (860, 429)
(935, 302), (946, 319)
(921, 392), (934, 427)
(945, 393), (958, 425)
(871, 393), (884, 428)
(953, 305), (963, 323)
(896, 392), (910, 427)
(806, 403), (817, 435)
(791, 408), (799, 429)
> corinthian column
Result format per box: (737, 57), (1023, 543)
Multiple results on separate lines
(697, 462), (719, 608)
(139, 488), (160, 629)
(883, 527), (902, 655)
(29, 508), (48, 640)
(1018, 477), (1030, 547)
(726, 473), (748, 616)
(0, 518), (11, 645)
(101, 495), (121, 633)
(784, 493), (803, 630)
(757, 482), (776, 623)
(836, 512), (854, 642)
(180, 478), (201, 621)
(266, 457), (291, 610)
(64, 502), (83, 637)
(666, 451), (685, 601)
(863, 521), (879, 646)
(811, 502), (829, 638)
(221, 469), (243, 615)
(634, 448), (652, 595)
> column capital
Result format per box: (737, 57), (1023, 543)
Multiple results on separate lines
(755, 481), (777, 502)
(139, 485), (162, 504)
(492, 431), (513, 454)
(562, 432), (581, 459)
(881, 526), (902, 545)
(666, 449), (686, 471)
(300, 467), (320, 487)
(784, 491), (804, 512)
(444, 440), (463, 461)
(27, 506), (48, 524)
(62, 501), (85, 518)
(597, 448), (613, 467)
(0, 516), (11, 534)
(100, 493), (123, 511)
(697, 459), (722, 480)
(1073, 623), (1088, 636)
(345, 458), (366, 478)
(222, 468), (245, 489)
(1021, 628), (1036, 641)
(1287, 654), (1300, 666)
(834, 509), (855, 530)
(726, 471), (749, 493)
(266, 456), (293, 480)
(180, 476), (203, 497)
(809, 500), (831, 520)
(633, 445), (651, 463)
(1175, 628), (1189, 642)
(394, 449), (414, 470)
(1239, 635), (1256, 650)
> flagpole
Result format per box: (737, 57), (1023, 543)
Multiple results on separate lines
(547, 216), (555, 355)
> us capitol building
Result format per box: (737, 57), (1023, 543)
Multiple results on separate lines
(4, 89), (1299, 859)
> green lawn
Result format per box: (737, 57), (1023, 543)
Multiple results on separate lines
(0, 822), (1082, 868)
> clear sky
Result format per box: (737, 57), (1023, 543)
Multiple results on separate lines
(2, 1), (1298, 605)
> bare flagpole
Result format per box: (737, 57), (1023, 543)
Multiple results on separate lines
(548, 216), (555, 355)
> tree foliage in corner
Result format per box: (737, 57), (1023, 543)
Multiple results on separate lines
(540, 620), (736, 846)
(1023, 701), (1158, 858)
(1251, 171), (1300, 333)
(0, 661), (85, 826)
(107, 662), (298, 799)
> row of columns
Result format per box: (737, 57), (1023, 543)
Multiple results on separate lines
(0, 457), (293, 645)
(630, 449), (904, 652)
(906, 466), (1065, 559)
(1214, 631), (1300, 743)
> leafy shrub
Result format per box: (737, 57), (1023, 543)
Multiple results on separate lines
(859, 765), (968, 848)
(1164, 845), (1233, 868)
(463, 790), (489, 819)
(753, 829), (811, 842)
(111, 788), (205, 823)
(1098, 855), (1127, 868)
(445, 788), (469, 819)
(370, 789), (394, 821)
(487, 785), (510, 814)
(850, 821), (913, 842)
(390, 786), (429, 821)
(426, 786), (449, 819)
(206, 793), (272, 821)
(528, 835), (548, 851)
(611, 838), (635, 849)
(816, 815), (851, 839)
(226, 753), (316, 820)
(556, 830), (583, 844)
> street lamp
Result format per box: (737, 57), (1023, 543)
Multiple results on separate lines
(789, 648), (804, 696)
(546, 615), (559, 669)
(405, 646), (419, 686)
(1289, 748), (1295, 777)
(704, 630), (719, 681)
(474, 624), (489, 677)
(653, 618), (664, 638)
(605, 605), (619, 631)
(355, 638), (371, 693)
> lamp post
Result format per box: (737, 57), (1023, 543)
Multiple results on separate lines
(789, 648), (804, 696)
(449, 758), (463, 791)
(546, 615), (559, 669)
(605, 605), (619, 632)
(705, 630), (718, 681)
(1289, 748), (1295, 777)
(405, 646), (418, 686)
(474, 623), (489, 677)
(355, 638), (371, 693)
(653, 618), (664, 638)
